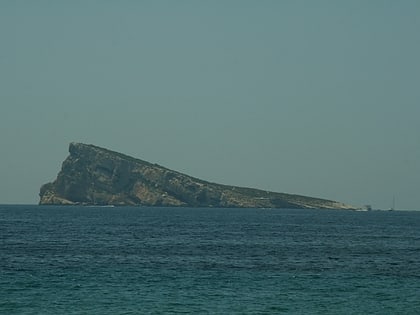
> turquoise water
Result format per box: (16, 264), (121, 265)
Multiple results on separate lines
(1, 205), (419, 314)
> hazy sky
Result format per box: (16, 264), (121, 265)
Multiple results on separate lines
(1, 1), (419, 209)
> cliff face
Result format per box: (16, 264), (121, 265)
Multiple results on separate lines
(39, 143), (354, 209)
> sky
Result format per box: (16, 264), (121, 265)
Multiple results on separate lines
(1, 1), (419, 210)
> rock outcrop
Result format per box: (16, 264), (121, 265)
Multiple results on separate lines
(39, 143), (354, 209)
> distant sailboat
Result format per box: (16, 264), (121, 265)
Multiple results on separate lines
(390, 196), (395, 211)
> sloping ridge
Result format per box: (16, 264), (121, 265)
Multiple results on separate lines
(39, 142), (354, 209)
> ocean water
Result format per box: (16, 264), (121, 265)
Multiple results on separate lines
(1, 206), (419, 314)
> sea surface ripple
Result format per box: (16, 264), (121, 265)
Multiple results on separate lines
(1, 205), (419, 314)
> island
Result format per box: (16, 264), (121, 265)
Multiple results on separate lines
(39, 142), (355, 209)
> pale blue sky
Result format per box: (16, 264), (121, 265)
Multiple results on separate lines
(1, 1), (419, 209)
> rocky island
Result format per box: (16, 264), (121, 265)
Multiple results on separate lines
(39, 142), (354, 209)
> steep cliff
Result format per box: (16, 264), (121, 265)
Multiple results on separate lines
(39, 143), (354, 209)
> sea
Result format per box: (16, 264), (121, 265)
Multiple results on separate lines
(1, 205), (419, 314)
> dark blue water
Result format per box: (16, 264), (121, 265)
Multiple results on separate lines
(1, 205), (419, 314)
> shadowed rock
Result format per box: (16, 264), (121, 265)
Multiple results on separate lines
(39, 143), (355, 209)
